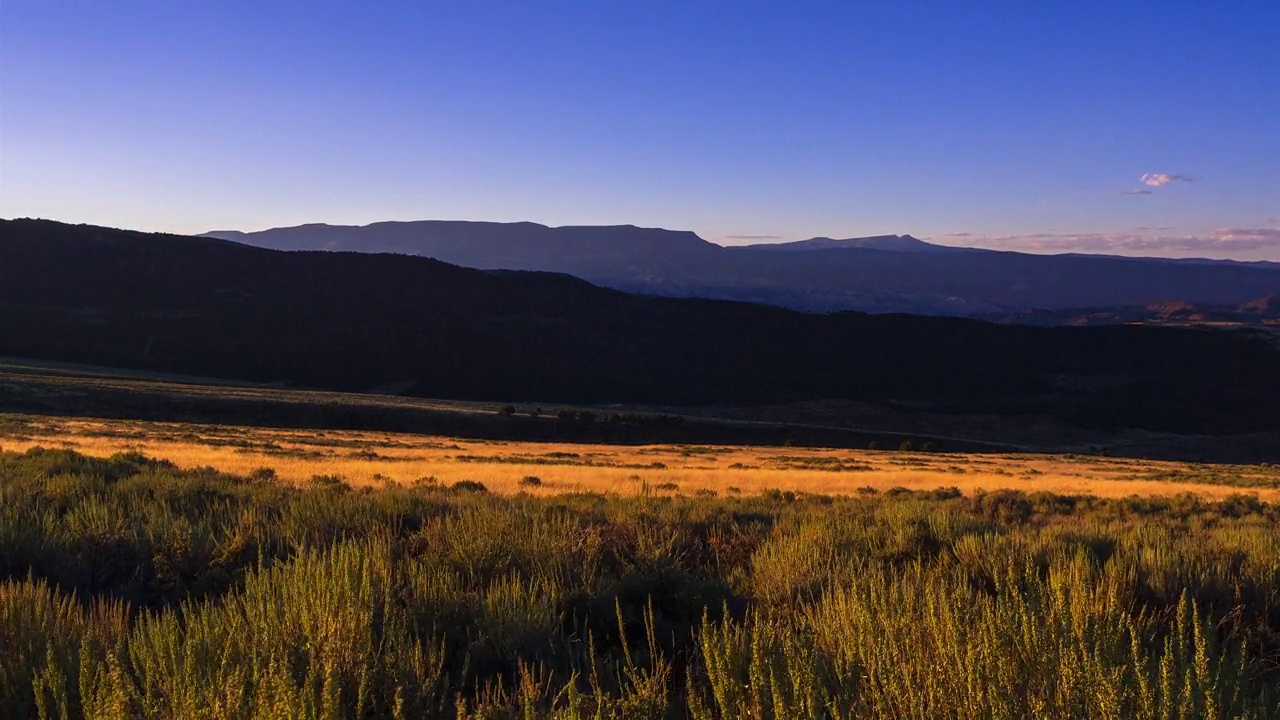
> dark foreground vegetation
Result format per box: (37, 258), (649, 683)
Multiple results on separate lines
(2, 448), (1278, 718)
(5, 219), (1280, 437)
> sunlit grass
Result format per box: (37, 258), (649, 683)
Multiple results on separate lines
(1, 413), (1277, 501)
(1, 447), (1278, 718)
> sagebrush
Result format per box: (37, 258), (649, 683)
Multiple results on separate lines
(1, 448), (1277, 718)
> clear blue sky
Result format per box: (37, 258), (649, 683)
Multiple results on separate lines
(3, 1), (1278, 259)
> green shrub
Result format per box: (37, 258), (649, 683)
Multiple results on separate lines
(309, 473), (350, 492)
(248, 466), (277, 482)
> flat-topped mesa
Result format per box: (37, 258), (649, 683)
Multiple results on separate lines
(204, 220), (717, 268)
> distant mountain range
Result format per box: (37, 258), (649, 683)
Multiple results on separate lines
(6, 218), (1280, 439)
(205, 221), (1280, 318)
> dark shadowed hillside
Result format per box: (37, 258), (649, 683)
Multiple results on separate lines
(6, 218), (1280, 435)
(206, 221), (1280, 316)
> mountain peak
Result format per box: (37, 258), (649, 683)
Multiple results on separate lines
(744, 234), (950, 253)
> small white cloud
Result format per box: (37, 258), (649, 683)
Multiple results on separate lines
(1140, 173), (1196, 187)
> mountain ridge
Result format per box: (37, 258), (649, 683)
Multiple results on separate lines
(201, 220), (1280, 317)
(203, 220), (1280, 266)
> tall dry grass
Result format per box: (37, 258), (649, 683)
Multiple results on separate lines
(1, 447), (1277, 718)
(4, 414), (1279, 500)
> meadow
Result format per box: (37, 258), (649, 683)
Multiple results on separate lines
(2, 413), (1279, 502)
(2, 438), (1279, 718)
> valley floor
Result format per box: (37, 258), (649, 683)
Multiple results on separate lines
(3, 413), (1277, 501)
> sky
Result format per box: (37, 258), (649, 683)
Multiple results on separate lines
(2, 1), (1278, 260)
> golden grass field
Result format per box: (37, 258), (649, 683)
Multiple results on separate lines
(3, 413), (1278, 501)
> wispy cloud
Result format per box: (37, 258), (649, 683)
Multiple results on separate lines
(1213, 228), (1280, 248)
(1140, 173), (1196, 187)
(933, 228), (1280, 260)
(723, 234), (782, 240)
(1122, 188), (1153, 195)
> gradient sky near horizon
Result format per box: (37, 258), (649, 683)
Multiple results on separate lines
(2, 1), (1278, 260)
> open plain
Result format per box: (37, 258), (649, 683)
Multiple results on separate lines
(3, 413), (1277, 501)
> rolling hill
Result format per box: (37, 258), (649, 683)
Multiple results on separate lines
(5, 218), (1280, 441)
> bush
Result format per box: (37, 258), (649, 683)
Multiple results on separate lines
(761, 488), (797, 502)
(972, 489), (1034, 524)
(518, 475), (543, 487)
(309, 473), (350, 492)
